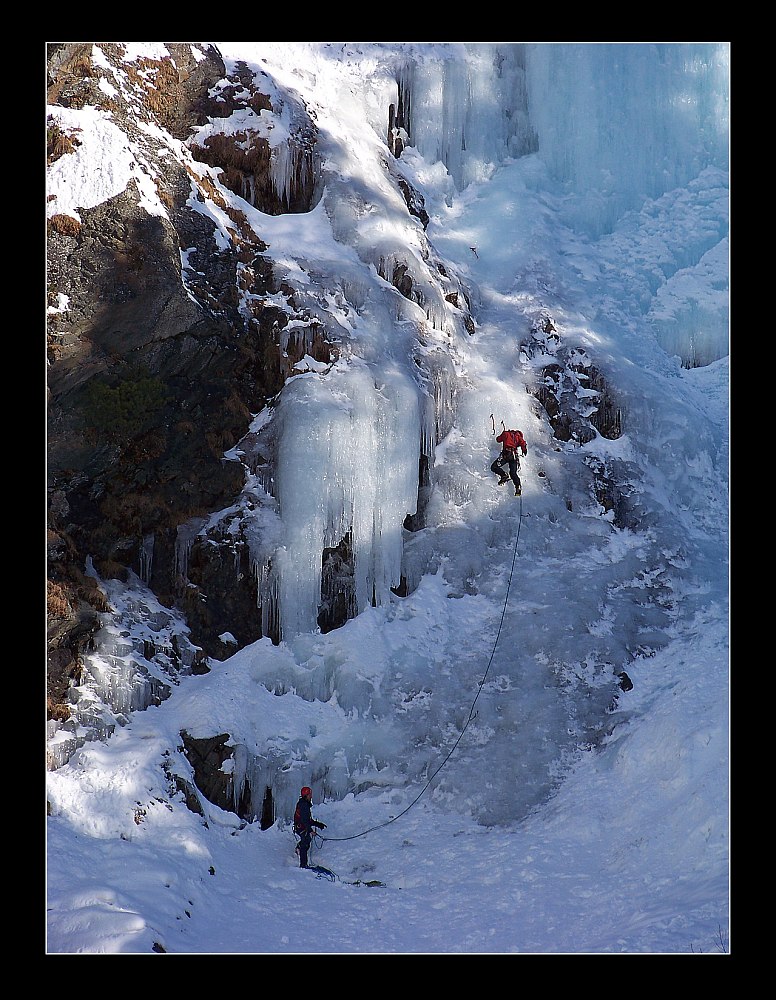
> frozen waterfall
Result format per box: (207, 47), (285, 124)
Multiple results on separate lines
(235, 41), (729, 642)
(270, 361), (421, 638)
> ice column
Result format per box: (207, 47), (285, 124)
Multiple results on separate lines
(273, 360), (421, 638)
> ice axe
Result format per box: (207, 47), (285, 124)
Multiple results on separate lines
(490, 413), (496, 436)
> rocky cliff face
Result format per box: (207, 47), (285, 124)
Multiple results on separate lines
(46, 43), (333, 723)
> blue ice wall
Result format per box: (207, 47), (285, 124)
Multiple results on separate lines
(404, 42), (729, 237)
(524, 42), (729, 235)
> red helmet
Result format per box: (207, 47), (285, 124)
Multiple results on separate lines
(300, 786), (312, 798)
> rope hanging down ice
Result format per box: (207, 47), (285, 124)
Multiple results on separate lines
(321, 493), (525, 845)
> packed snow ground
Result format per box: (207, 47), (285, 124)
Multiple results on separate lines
(46, 43), (729, 955)
(46, 596), (728, 954)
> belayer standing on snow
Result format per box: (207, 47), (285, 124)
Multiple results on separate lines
(293, 786), (326, 869)
(491, 422), (528, 496)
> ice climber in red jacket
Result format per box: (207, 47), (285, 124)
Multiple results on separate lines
(491, 427), (528, 496)
(293, 786), (326, 868)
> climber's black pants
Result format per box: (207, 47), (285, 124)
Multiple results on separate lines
(491, 451), (521, 489)
(297, 830), (311, 867)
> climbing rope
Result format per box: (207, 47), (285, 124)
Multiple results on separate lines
(298, 843), (386, 886)
(321, 495), (525, 845)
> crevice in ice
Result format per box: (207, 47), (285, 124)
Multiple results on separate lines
(318, 530), (357, 634)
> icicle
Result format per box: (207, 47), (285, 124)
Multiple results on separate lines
(269, 136), (314, 212)
(139, 533), (154, 584)
(173, 518), (206, 588)
(231, 744), (248, 813)
(270, 141), (294, 209)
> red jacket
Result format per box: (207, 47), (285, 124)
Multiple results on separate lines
(497, 429), (527, 456)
